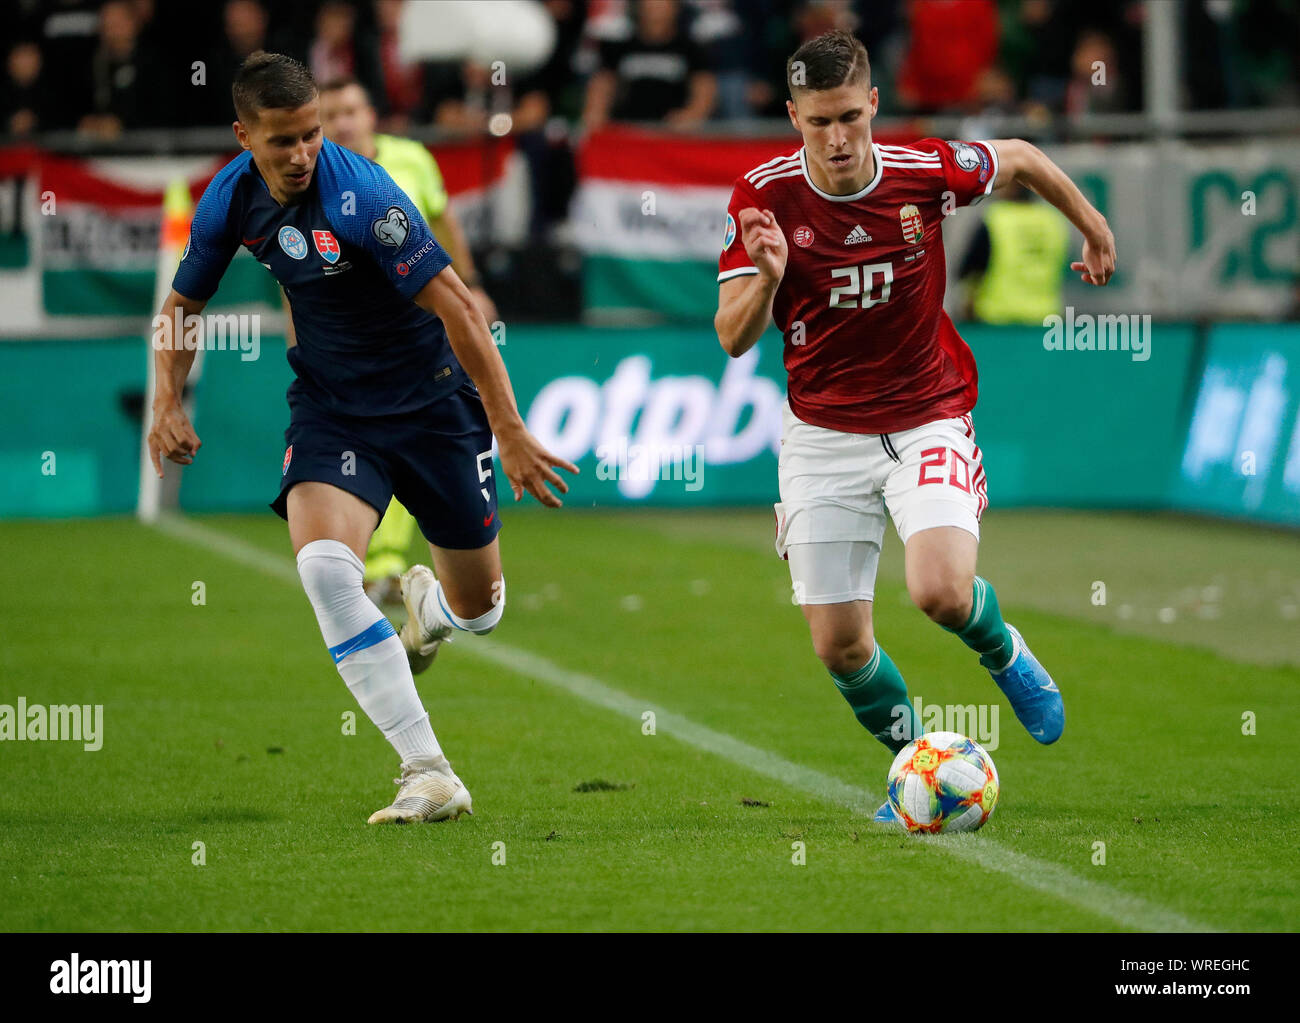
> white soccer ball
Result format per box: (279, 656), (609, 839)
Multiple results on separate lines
(886, 731), (999, 833)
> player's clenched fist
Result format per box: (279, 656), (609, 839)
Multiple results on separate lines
(738, 207), (788, 282)
(147, 400), (202, 477)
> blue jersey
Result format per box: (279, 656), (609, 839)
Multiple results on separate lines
(172, 138), (463, 417)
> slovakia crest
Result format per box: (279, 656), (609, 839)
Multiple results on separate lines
(313, 230), (340, 264)
(278, 226), (308, 260)
(899, 204), (924, 244)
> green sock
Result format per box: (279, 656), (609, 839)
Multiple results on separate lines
(830, 644), (921, 754)
(946, 576), (1014, 671)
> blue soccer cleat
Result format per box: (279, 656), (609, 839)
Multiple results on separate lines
(873, 798), (901, 825)
(986, 624), (1064, 744)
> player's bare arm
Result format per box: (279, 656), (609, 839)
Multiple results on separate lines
(429, 204), (498, 324)
(988, 139), (1116, 286)
(146, 287), (207, 476)
(415, 267), (577, 507)
(715, 207), (787, 357)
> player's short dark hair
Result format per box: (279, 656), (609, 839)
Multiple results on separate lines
(318, 75), (372, 105)
(232, 51), (318, 123)
(787, 30), (871, 97)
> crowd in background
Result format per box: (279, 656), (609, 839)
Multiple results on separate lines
(2, 0), (1297, 246)
(4, 0), (1299, 141)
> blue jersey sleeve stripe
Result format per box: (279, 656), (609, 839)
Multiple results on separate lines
(328, 617), (398, 663)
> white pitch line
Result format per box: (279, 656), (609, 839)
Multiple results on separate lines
(151, 512), (1216, 933)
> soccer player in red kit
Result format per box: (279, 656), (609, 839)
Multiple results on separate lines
(715, 30), (1116, 822)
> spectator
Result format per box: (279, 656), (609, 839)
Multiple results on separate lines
(686, 0), (748, 118)
(32, 0), (101, 131)
(1012, 0), (1142, 116)
(793, 0), (857, 41)
(1182, 0), (1237, 110)
(1002, 0), (1073, 114)
(513, 0), (587, 237)
(310, 1), (360, 84)
(960, 65), (1020, 139)
(514, 0), (590, 129)
(1064, 29), (1127, 115)
(308, 1), (382, 101)
(1235, 0), (1300, 106)
(423, 0), (584, 138)
(129, 0), (159, 47)
(582, 0), (716, 130)
(372, 0), (426, 132)
(1, 41), (46, 137)
(427, 59), (496, 134)
(200, 0), (271, 126)
(79, 0), (157, 138)
(895, 0), (999, 113)
(224, 0), (270, 56)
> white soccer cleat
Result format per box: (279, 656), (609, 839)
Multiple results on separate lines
(399, 565), (452, 675)
(367, 762), (473, 824)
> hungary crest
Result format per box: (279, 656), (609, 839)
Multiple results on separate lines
(900, 204), (923, 244)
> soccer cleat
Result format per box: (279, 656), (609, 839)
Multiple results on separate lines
(367, 762), (473, 824)
(985, 624), (1064, 744)
(399, 565), (453, 675)
(873, 798), (902, 826)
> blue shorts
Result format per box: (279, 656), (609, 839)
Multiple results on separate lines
(271, 381), (502, 550)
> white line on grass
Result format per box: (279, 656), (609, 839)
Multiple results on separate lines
(152, 512), (1216, 933)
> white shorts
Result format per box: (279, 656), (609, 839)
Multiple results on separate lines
(775, 401), (987, 604)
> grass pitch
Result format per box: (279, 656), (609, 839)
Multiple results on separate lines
(0, 508), (1296, 931)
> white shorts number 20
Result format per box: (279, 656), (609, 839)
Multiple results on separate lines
(774, 401), (988, 604)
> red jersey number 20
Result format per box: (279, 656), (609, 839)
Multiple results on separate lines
(829, 261), (893, 309)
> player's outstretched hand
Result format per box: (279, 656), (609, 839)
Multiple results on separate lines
(1072, 226), (1116, 286)
(147, 401), (202, 477)
(738, 207), (788, 281)
(497, 427), (579, 508)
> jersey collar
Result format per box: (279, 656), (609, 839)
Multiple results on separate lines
(799, 142), (883, 202)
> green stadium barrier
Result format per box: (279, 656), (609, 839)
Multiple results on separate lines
(1171, 323), (1300, 526)
(0, 337), (144, 517)
(2, 322), (1297, 526)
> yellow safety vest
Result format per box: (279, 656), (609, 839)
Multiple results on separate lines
(972, 201), (1071, 325)
(373, 133), (449, 223)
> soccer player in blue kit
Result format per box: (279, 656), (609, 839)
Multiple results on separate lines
(147, 53), (577, 824)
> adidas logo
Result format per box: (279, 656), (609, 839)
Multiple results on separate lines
(844, 224), (872, 245)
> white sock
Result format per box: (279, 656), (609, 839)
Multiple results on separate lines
(388, 716), (447, 771)
(297, 539), (444, 767)
(421, 577), (506, 636)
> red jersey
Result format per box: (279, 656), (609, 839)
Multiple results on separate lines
(717, 138), (999, 434)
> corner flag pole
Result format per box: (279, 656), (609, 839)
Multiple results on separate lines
(137, 178), (197, 523)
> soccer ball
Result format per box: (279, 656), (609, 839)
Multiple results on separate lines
(887, 731), (999, 833)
